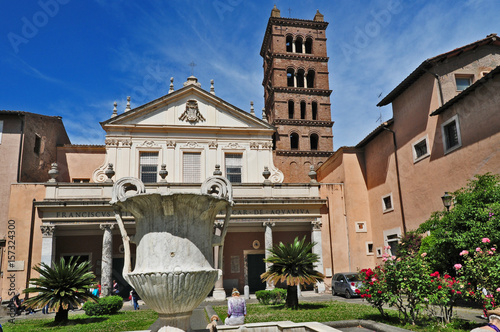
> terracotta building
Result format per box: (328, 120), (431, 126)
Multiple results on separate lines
(317, 34), (500, 274)
(0, 111), (69, 278)
(261, 6), (334, 183)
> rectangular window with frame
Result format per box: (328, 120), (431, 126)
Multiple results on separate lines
(455, 75), (472, 91)
(386, 234), (399, 256)
(34, 134), (41, 155)
(139, 152), (158, 183)
(382, 193), (393, 213)
(366, 242), (374, 256)
(412, 136), (429, 163)
(441, 115), (461, 153)
(225, 153), (242, 183)
(183, 152), (201, 183)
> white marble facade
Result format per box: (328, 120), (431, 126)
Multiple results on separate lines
(93, 77), (283, 184)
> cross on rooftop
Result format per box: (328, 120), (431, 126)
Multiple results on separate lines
(189, 61), (196, 76)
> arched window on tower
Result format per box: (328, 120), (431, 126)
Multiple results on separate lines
(295, 36), (303, 53)
(312, 101), (318, 120)
(300, 101), (306, 119)
(287, 68), (295, 87)
(288, 100), (294, 119)
(307, 70), (315, 88)
(310, 134), (319, 150)
(272, 132), (277, 150)
(286, 35), (293, 52)
(290, 133), (299, 150)
(305, 38), (313, 54)
(296, 69), (305, 88)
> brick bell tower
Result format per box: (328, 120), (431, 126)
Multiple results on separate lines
(261, 5), (334, 183)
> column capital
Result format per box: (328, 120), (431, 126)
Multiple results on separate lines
(40, 225), (56, 238)
(263, 221), (275, 228)
(311, 220), (322, 231)
(100, 223), (115, 231)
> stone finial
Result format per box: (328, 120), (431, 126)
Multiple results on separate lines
(263, 166), (271, 185)
(159, 164), (168, 182)
(314, 9), (324, 22)
(104, 163), (115, 182)
(262, 108), (268, 123)
(210, 79), (215, 95)
(271, 4), (280, 18)
(250, 101), (255, 116)
(48, 162), (59, 182)
(125, 96), (131, 112)
(112, 102), (118, 117)
(308, 165), (317, 183)
(169, 77), (174, 93)
(213, 164), (222, 176)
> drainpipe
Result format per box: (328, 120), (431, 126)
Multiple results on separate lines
(423, 68), (444, 107)
(382, 125), (407, 235)
(25, 199), (36, 296)
(16, 113), (25, 182)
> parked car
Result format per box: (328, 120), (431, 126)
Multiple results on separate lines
(332, 272), (362, 299)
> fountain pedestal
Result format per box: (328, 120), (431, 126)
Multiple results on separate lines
(111, 177), (233, 332)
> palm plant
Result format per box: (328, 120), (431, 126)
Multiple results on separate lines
(261, 236), (324, 309)
(23, 257), (98, 323)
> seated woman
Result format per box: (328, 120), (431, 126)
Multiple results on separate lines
(224, 288), (246, 326)
(472, 308), (500, 332)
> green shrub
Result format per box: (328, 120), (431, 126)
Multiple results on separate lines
(83, 295), (123, 316)
(255, 288), (287, 305)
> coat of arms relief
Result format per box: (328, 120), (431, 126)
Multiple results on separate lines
(179, 99), (205, 124)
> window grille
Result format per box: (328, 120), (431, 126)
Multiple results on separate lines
(140, 152), (158, 183)
(225, 153), (242, 183)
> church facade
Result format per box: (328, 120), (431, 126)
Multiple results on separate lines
(1, 66), (329, 299)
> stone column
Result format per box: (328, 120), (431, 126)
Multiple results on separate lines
(293, 74), (297, 88)
(40, 226), (56, 267)
(263, 221), (275, 290)
(292, 39), (296, 53)
(302, 40), (306, 54)
(304, 76), (307, 88)
(100, 223), (114, 297)
(212, 221), (226, 300)
(311, 220), (325, 293)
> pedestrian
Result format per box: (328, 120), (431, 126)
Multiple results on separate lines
(113, 280), (119, 295)
(131, 288), (140, 310)
(224, 288), (246, 326)
(471, 307), (500, 332)
(11, 292), (23, 315)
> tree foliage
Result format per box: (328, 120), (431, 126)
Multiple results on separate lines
(23, 257), (98, 323)
(261, 236), (324, 309)
(418, 173), (500, 272)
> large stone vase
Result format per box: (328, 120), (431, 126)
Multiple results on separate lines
(111, 176), (233, 331)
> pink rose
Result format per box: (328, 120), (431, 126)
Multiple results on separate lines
(421, 253), (427, 257)
(454, 264), (462, 270)
(482, 238), (491, 243)
(492, 248), (497, 252)
(489, 251), (494, 255)
(497, 288), (500, 292)
(476, 247), (482, 252)
(459, 250), (469, 256)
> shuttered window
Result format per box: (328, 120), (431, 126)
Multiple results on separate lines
(183, 152), (201, 183)
(140, 152), (158, 183)
(225, 153), (242, 183)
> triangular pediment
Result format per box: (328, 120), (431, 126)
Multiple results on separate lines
(101, 84), (273, 132)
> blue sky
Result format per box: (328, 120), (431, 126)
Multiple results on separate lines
(1, 0), (498, 148)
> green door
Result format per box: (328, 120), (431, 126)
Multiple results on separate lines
(247, 254), (266, 293)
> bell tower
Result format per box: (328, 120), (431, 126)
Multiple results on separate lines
(261, 6), (333, 183)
